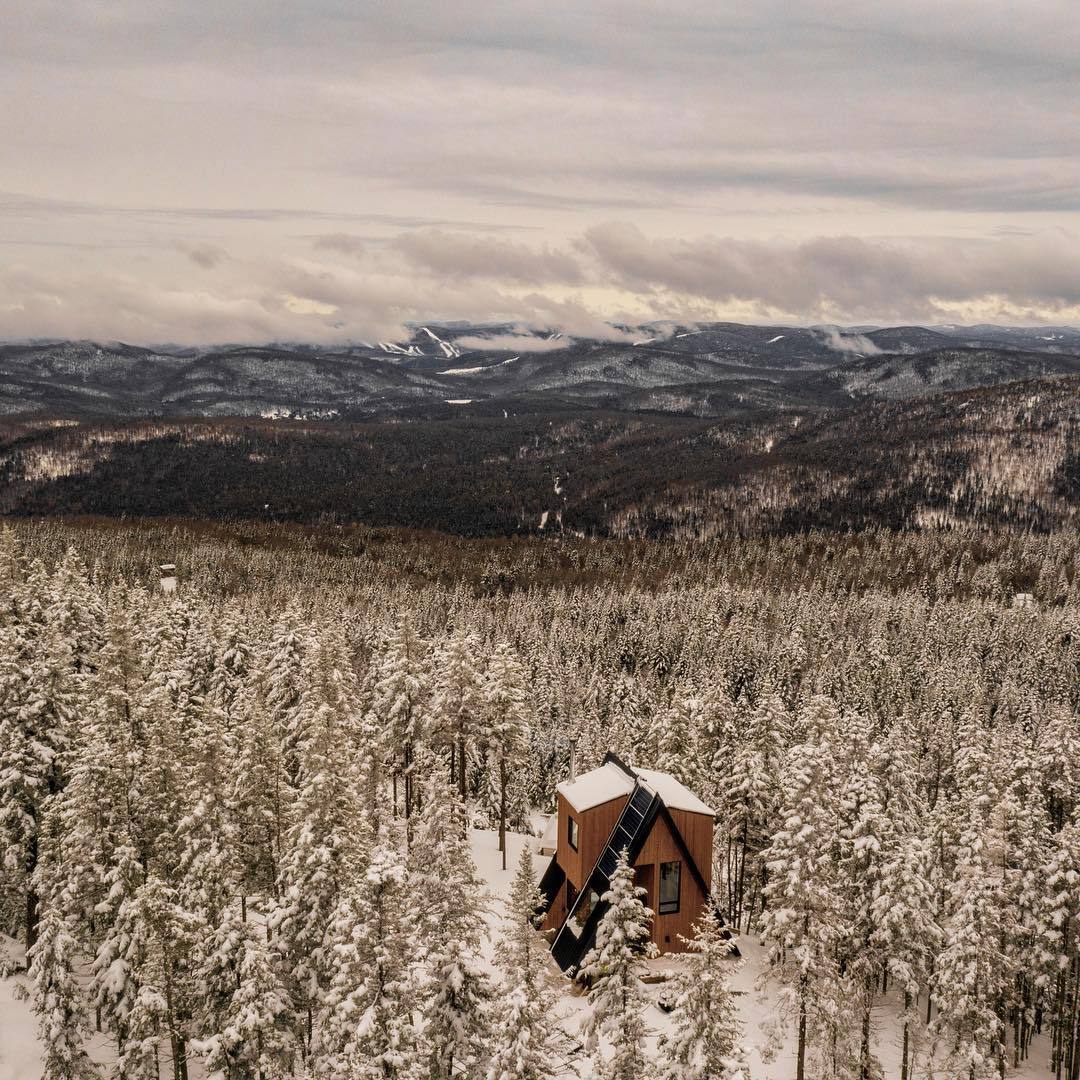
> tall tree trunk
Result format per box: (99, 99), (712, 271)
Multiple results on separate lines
(796, 976), (808, 1080)
(499, 758), (508, 870)
(25, 886), (38, 953)
(458, 736), (467, 803)
(859, 979), (873, 1080)
(176, 1036), (188, 1080)
(901, 992), (912, 1080)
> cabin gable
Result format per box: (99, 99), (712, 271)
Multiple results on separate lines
(633, 808), (713, 951)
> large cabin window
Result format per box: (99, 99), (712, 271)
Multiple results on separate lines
(659, 859), (681, 915)
(568, 816), (580, 850)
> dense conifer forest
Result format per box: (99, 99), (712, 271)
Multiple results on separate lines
(1, 518), (1078, 1077)
(3, 374), (1077, 538)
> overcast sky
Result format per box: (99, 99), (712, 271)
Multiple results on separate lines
(2, 1), (1079, 343)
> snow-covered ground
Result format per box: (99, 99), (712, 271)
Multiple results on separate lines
(0, 948), (38, 1080)
(471, 828), (1055, 1080)
(1, 830), (1056, 1080)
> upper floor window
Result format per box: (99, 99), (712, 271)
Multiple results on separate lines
(659, 859), (681, 914)
(568, 816), (580, 850)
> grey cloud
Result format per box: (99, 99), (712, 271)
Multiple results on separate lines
(4, 1), (1080, 339)
(817, 329), (882, 356)
(454, 333), (566, 353)
(313, 234), (366, 256)
(180, 243), (229, 269)
(0, 192), (521, 231)
(578, 222), (1080, 322)
(393, 230), (584, 285)
(5, 221), (1080, 346)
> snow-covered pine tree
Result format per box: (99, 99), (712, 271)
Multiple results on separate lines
(1037, 819), (1080, 1080)
(714, 693), (787, 934)
(657, 905), (746, 1080)
(261, 607), (311, 788)
(231, 678), (290, 904)
(578, 850), (657, 1080)
(271, 626), (366, 1058)
(410, 772), (494, 1080)
(318, 843), (417, 1079)
(834, 713), (887, 1080)
(196, 915), (297, 1080)
(95, 871), (201, 1080)
(371, 618), (431, 822)
(652, 691), (702, 791)
(422, 934), (495, 1080)
(26, 809), (99, 1080)
(432, 630), (485, 806)
(481, 643), (531, 868)
(759, 695), (843, 1080)
(486, 846), (565, 1080)
(407, 769), (481, 953)
(932, 799), (1013, 1080)
(0, 592), (78, 951)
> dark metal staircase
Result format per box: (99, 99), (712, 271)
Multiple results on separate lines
(549, 780), (660, 974)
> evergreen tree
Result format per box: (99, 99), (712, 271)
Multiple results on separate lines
(27, 884), (100, 1080)
(371, 619), (431, 822)
(197, 917), (296, 1080)
(657, 906), (746, 1080)
(759, 696), (843, 1080)
(410, 774), (494, 1080)
(482, 643), (531, 869)
(271, 628), (365, 1056)
(321, 844), (418, 1079)
(432, 630), (484, 806)
(579, 851), (657, 1080)
(486, 846), (565, 1080)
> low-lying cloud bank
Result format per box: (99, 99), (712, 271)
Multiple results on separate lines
(2, 223), (1079, 345)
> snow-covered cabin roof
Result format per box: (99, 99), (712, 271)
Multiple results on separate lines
(633, 768), (714, 816)
(556, 759), (714, 816)
(557, 762), (635, 813)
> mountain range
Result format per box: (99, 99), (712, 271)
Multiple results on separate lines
(3, 322), (1080, 420)
(2, 322), (1077, 537)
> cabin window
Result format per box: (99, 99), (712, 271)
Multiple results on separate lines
(568, 816), (580, 850)
(659, 860), (681, 915)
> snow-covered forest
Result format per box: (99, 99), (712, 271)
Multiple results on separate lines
(1, 519), (1079, 1080)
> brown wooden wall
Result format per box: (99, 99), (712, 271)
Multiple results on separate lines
(669, 808), (714, 894)
(541, 792), (628, 932)
(632, 809), (713, 952)
(540, 794), (715, 954)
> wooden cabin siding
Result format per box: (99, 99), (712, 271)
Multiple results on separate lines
(542, 791), (629, 933)
(579, 795), (628, 887)
(632, 809), (713, 953)
(669, 808), (714, 893)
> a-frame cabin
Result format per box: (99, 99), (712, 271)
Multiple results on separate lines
(538, 752), (714, 973)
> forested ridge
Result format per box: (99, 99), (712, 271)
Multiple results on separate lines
(2, 375), (1077, 538)
(1, 520), (1078, 1077)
